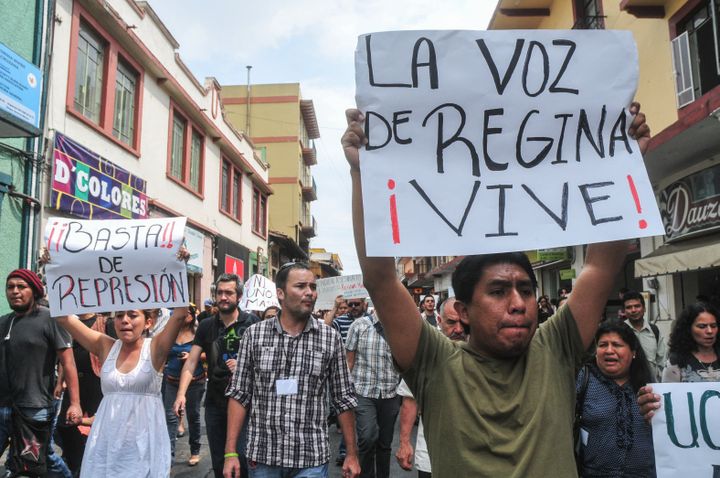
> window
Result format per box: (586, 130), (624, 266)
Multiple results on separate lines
(68, 7), (144, 153)
(672, 0), (720, 107)
(252, 187), (267, 236)
(166, 105), (204, 195)
(74, 23), (104, 123)
(113, 60), (137, 146)
(573, 0), (605, 29)
(220, 158), (242, 222)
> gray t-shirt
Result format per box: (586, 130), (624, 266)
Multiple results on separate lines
(0, 306), (72, 408)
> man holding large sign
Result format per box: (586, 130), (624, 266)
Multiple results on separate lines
(342, 29), (653, 477)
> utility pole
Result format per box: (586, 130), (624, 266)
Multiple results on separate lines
(246, 65), (252, 136)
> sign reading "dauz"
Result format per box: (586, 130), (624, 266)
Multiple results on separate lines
(660, 163), (720, 241)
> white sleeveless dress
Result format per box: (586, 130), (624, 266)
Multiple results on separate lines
(80, 338), (171, 477)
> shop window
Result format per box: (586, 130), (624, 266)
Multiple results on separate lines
(220, 158), (242, 222)
(67, 6), (144, 153)
(573, 0), (605, 29)
(671, 0), (720, 108)
(252, 187), (267, 237)
(167, 104), (204, 195)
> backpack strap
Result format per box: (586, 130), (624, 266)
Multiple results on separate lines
(650, 322), (660, 344)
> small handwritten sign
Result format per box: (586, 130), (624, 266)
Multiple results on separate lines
(651, 382), (720, 478)
(44, 217), (188, 316)
(354, 30), (663, 256)
(239, 274), (280, 312)
(316, 275), (369, 309)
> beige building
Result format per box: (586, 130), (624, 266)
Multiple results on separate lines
(221, 83), (319, 279)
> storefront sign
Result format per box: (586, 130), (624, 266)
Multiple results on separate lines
(51, 133), (148, 220)
(651, 382), (720, 478)
(44, 216), (188, 316)
(0, 42), (41, 129)
(559, 268), (576, 280)
(537, 248), (568, 261)
(355, 30), (663, 256)
(184, 226), (204, 274)
(660, 163), (720, 241)
(225, 255), (244, 280)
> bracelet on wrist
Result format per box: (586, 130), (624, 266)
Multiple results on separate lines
(224, 452), (239, 459)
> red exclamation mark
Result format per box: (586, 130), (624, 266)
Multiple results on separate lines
(165, 221), (175, 249)
(388, 179), (401, 244)
(47, 221), (58, 251)
(161, 223), (169, 248)
(627, 175), (647, 230)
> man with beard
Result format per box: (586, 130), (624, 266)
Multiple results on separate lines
(396, 297), (466, 477)
(223, 263), (360, 478)
(0, 269), (81, 477)
(173, 274), (259, 478)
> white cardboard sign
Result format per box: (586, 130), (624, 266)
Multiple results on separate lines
(651, 382), (720, 477)
(240, 274), (280, 312)
(316, 274), (369, 309)
(354, 30), (663, 256)
(44, 217), (188, 316)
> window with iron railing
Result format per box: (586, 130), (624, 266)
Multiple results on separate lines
(573, 0), (605, 30)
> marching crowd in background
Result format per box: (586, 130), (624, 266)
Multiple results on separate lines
(0, 104), (718, 478)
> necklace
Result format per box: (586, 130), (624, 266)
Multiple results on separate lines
(693, 354), (718, 372)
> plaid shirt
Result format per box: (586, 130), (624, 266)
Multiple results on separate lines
(226, 316), (357, 467)
(345, 314), (400, 399)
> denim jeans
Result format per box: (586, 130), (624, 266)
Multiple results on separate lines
(205, 400), (248, 478)
(355, 395), (401, 478)
(0, 406), (11, 456)
(162, 378), (205, 456)
(17, 405), (73, 478)
(248, 461), (328, 478)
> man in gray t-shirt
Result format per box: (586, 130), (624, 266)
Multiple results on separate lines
(1, 269), (81, 475)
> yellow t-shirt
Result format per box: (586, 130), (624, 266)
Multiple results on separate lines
(403, 304), (584, 478)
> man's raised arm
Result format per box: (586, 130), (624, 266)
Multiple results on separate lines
(567, 102), (650, 349)
(342, 108), (422, 371)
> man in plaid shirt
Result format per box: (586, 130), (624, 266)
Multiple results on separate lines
(223, 263), (360, 478)
(346, 311), (400, 478)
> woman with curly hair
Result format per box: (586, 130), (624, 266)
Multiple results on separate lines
(663, 302), (720, 382)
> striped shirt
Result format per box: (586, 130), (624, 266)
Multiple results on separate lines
(226, 316), (357, 468)
(346, 314), (400, 399)
(332, 314), (362, 342)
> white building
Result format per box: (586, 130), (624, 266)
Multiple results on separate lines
(44, 0), (272, 303)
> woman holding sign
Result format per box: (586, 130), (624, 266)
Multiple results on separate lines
(56, 305), (188, 477)
(575, 319), (655, 477)
(663, 303), (720, 383)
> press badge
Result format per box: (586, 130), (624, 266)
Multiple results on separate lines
(276, 377), (298, 395)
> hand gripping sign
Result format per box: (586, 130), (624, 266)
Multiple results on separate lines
(44, 217), (188, 316)
(354, 30), (663, 256)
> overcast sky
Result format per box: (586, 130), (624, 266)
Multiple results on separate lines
(150, 0), (496, 274)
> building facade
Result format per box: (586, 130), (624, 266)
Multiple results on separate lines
(490, 0), (720, 323)
(220, 83), (318, 279)
(0, 0), (52, 314)
(44, 0), (271, 304)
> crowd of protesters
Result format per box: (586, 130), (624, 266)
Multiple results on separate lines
(0, 102), (718, 478)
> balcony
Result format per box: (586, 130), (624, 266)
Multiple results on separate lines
(301, 214), (317, 238)
(302, 142), (317, 166)
(302, 177), (317, 201)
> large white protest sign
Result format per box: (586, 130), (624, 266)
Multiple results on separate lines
(316, 275), (369, 309)
(44, 217), (188, 316)
(355, 30), (663, 256)
(651, 382), (720, 477)
(240, 274), (280, 312)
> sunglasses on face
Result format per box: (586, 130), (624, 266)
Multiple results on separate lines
(348, 302), (363, 307)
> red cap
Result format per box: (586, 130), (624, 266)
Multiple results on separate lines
(7, 269), (45, 298)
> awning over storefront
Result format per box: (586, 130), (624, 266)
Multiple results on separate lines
(634, 235), (720, 278)
(532, 259), (570, 271)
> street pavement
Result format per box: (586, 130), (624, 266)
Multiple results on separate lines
(1, 406), (415, 478)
